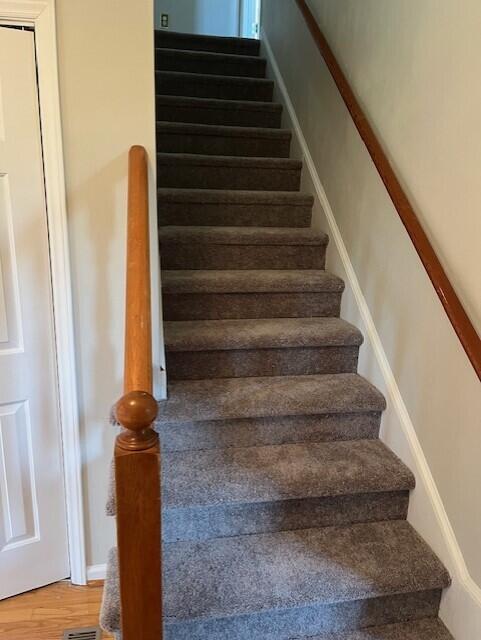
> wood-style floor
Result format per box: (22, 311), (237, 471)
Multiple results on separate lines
(0, 581), (112, 639)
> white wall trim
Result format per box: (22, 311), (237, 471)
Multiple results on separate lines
(262, 27), (481, 639)
(87, 563), (107, 582)
(0, 0), (86, 585)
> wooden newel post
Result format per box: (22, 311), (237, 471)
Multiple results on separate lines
(115, 390), (162, 640)
(113, 146), (162, 639)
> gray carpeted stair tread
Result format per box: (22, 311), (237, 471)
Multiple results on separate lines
(300, 618), (453, 640)
(158, 413), (382, 453)
(164, 317), (362, 352)
(159, 227), (327, 270)
(156, 47), (267, 77)
(159, 225), (327, 246)
(157, 373), (386, 424)
(158, 152), (301, 170)
(99, 547), (120, 635)
(157, 120), (291, 140)
(101, 523), (450, 638)
(161, 269), (344, 293)
(157, 152), (302, 190)
(156, 94), (283, 128)
(158, 188), (313, 227)
(158, 187), (313, 206)
(156, 70), (274, 102)
(164, 439), (415, 509)
(155, 29), (261, 56)
(163, 520), (450, 621)
(157, 120), (291, 157)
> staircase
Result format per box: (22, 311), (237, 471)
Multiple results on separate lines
(101, 30), (454, 640)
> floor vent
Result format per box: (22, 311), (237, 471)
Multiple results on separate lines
(63, 628), (101, 640)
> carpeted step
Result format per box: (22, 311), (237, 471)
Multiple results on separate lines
(158, 189), (313, 227)
(161, 269), (344, 320)
(158, 412), (382, 452)
(163, 439), (414, 541)
(156, 70), (274, 102)
(304, 619), (454, 640)
(101, 536), (451, 639)
(157, 373), (386, 424)
(162, 520), (450, 639)
(164, 317), (361, 378)
(156, 95), (283, 128)
(107, 431), (389, 522)
(157, 121), (291, 157)
(158, 153), (302, 191)
(159, 226), (327, 270)
(156, 47), (267, 78)
(155, 29), (261, 56)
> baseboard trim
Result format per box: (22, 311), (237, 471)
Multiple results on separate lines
(261, 27), (481, 639)
(87, 563), (106, 582)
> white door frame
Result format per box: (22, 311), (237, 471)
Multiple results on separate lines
(0, 1), (86, 585)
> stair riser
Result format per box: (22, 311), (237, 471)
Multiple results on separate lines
(157, 162), (302, 191)
(160, 244), (326, 270)
(156, 51), (267, 78)
(166, 345), (359, 379)
(159, 200), (312, 227)
(156, 97), (282, 128)
(157, 72), (274, 102)
(156, 33), (260, 56)
(162, 291), (342, 320)
(163, 491), (409, 542)
(156, 413), (382, 452)
(164, 590), (442, 640)
(157, 130), (291, 158)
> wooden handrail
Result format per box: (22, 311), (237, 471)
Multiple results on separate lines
(114, 146), (163, 640)
(295, 0), (481, 381)
(123, 145), (153, 397)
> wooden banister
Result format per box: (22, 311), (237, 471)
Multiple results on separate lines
(295, 0), (481, 381)
(114, 146), (163, 640)
(123, 145), (153, 396)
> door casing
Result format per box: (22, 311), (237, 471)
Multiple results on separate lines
(0, 0), (86, 585)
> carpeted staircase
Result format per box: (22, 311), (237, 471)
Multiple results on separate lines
(101, 30), (454, 640)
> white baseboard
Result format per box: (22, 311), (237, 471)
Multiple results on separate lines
(261, 27), (481, 640)
(87, 563), (106, 581)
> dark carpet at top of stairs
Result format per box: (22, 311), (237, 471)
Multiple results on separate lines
(156, 47), (267, 77)
(155, 29), (261, 56)
(156, 94), (283, 128)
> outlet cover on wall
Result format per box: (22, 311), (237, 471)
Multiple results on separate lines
(160, 13), (169, 29)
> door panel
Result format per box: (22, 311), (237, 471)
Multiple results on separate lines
(0, 26), (69, 598)
(0, 401), (37, 550)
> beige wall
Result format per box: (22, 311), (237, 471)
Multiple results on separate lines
(56, 1), (157, 567)
(307, 0), (481, 333)
(262, 0), (481, 595)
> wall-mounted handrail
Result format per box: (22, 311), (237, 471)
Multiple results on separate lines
(114, 146), (163, 640)
(295, 0), (481, 381)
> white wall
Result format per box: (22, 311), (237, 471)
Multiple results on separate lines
(261, 0), (481, 636)
(155, 0), (240, 36)
(56, 0), (157, 568)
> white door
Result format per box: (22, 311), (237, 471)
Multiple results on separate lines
(0, 26), (69, 598)
(240, 0), (261, 38)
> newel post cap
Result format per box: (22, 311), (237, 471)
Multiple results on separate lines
(115, 390), (158, 451)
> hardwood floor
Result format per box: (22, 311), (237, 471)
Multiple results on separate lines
(0, 581), (112, 639)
